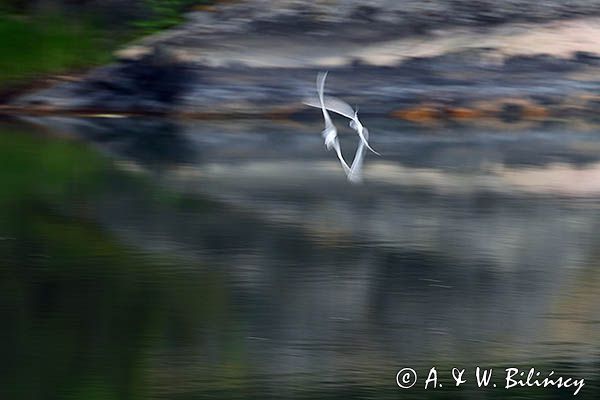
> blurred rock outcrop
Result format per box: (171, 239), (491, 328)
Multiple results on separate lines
(8, 0), (600, 122)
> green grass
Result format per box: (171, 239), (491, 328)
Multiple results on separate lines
(133, 0), (212, 34)
(0, 14), (126, 87)
(0, 1), (212, 89)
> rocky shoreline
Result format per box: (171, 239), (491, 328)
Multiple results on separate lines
(5, 1), (600, 122)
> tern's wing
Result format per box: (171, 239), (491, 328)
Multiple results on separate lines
(304, 95), (356, 120)
(347, 140), (365, 183)
(316, 72), (336, 129)
(347, 126), (371, 183)
(352, 119), (380, 156)
(321, 96), (356, 119)
(331, 138), (350, 174)
(316, 71), (327, 103)
(314, 72), (355, 119)
(316, 72), (338, 150)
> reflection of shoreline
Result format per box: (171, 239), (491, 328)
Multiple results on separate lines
(6, 118), (598, 397)
(368, 161), (600, 196)
(172, 160), (600, 197)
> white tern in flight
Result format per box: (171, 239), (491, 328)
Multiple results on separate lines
(305, 72), (379, 182)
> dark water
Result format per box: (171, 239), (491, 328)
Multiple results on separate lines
(1, 117), (599, 399)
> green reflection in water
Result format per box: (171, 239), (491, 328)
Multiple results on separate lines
(0, 122), (598, 399)
(0, 123), (242, 399)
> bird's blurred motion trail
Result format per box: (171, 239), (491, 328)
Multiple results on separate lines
(305, 72), (379, 183)
(316, 72), (350, 175)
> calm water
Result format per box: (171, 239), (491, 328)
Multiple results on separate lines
(1, 117), (599, 399)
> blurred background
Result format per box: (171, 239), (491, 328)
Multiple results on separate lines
(1, 1), (599, 399)
(0, 1), (210, 92)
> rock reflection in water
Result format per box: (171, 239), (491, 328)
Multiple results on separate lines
(1, 118), (599, 399)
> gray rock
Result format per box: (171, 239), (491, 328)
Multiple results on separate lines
(10, 1), (600, 119)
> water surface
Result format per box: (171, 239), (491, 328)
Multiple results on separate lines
(1, 118), (599, 399)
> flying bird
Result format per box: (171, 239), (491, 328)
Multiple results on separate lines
(305, 72), (379, 182)
(305, 89), (379, 155)
(347, 125), (370, 183)
(316, 72), (350, 174)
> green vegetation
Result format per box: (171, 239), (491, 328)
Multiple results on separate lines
(1, 124), (599, 399)
(134, 0), (211, 34)
(0, 1), (211, 89)
(0, 14), (115, 85)
(0, 123), (236, 399)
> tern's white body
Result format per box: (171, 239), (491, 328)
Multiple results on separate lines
(317, 72), (350, 174)
(306, 72), (379, 182)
